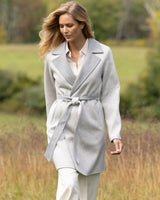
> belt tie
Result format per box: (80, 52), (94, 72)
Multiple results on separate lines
(45, 96), (99, 162)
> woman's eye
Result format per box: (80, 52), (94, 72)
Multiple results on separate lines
(67, 24), (73, 28)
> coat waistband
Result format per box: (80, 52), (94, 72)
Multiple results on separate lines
(45, 96), (99, 162)
(57, 96), (100, 104)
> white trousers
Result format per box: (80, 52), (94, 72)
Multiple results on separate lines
(56, 168), (100, 200)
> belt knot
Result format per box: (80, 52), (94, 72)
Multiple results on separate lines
(71, 97), (80, 105)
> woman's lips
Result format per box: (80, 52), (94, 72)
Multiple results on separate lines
(65, 35), (71, 39)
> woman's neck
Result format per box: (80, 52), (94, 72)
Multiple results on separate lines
(68, 36), (86, 53)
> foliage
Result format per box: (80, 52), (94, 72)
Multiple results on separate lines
(0, 70), (40, 100)
(10, 85), (45, 114)
(145, 1), (160, 45)
(121, 42), (160, 119)
(0, 0), (152, 43)
(12, 0), (46, 42)
(0, 0), (46, 43)
(0, 70), (45, 114)
(121, 4), (160, 120)
(85, 0), (121, 40)
(0, 70), (15, 101)
(116, 0), (149, 39)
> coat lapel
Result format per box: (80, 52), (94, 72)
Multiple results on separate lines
(51, 42), (76, 86)
(51, 38), (104, 95)
(70, 38), (104, 96)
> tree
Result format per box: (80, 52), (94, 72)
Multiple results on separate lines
(0, 0), (15, 42)
(0, 0), (46, 43)
(145, 0), (160, 44)
(12, 0), (46, 42)
(116, 0), (149, 39)
(85, 0), (121, 40)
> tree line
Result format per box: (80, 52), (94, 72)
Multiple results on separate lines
(0, 0), (153, 43)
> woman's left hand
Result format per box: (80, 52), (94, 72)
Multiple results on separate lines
(111, 139), (123, 155)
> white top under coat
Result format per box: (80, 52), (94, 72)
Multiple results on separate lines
(65, 39), (89, 76)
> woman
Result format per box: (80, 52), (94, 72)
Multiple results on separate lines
(39, 1), (123, 200)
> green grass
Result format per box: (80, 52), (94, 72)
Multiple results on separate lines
(0, 44), (148, 93)
(0, 111), (46, 136)
(0, 44), (43, 79)
(112, 46), (148, 92)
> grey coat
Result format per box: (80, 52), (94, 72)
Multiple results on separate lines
(44, 38), (121, 176)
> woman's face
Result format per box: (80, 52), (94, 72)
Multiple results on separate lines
(59, 13), (84, 43)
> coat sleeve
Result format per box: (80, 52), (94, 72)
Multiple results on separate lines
(44, 54), (56, 118)
(101, 47), (121, 142)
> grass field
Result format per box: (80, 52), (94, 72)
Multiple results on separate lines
(0, 111), (160, 200)
(0, 44), (148, 93)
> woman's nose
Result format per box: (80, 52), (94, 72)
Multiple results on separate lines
(64, 26), (68, 33)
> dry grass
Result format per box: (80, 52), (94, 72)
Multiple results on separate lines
(0, 123), (57, 200)
(0, 117), (160, 200)
(98, 122), (160, 200)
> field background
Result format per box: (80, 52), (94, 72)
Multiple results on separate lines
(0, 44), (160, 200)
(0, 44), (148, 93)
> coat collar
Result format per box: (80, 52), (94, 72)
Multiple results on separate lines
(51, 38), (104, 96)
(52, 38), (103, 55)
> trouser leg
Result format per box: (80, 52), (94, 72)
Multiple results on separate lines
(56, 167), (100, 200)
(56, 168), (80, 200)
(78, 173), (100, 200)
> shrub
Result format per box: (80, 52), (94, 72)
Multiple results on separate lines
(0, 70), (45, 115)
(0, 70), (41, 101)
(1, 85), (45, 114)
(121, 42), (160, 120)
(0, 70), (16, 101)
(17, 85), (45, 114)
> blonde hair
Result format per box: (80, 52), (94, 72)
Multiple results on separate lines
(39, 1), (94, 57)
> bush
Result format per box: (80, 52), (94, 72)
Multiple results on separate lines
(22, 85), (45, 114)
(0, 70), (16, 101)
(1, 85), (45, 114)
(0, 70), (45, 115)
(0, 70), (41, 101)
(121, 43), (160, 120)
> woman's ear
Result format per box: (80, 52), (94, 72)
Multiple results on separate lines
(80, 22), (85, 30)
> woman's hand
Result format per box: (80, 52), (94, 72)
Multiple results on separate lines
(111, 138), (123, 155)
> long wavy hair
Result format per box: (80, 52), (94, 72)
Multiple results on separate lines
(39, 1), (94, 57)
